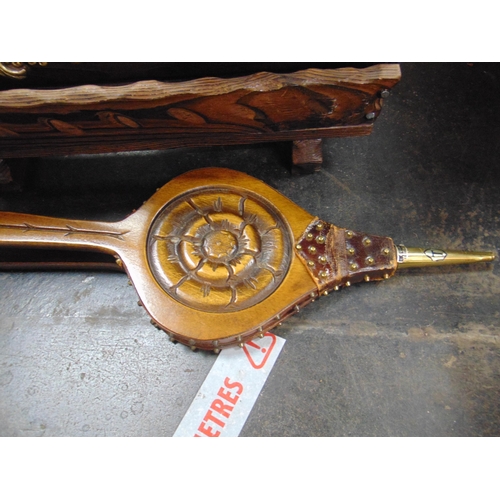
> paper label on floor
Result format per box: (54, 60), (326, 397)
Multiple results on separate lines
(173, 333), (285, 437)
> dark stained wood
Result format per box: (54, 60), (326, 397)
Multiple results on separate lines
(292, 139), (323, 174)
(0, 65), (401, 159)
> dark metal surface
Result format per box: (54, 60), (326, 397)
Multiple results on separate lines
(0, 63), (499, 436)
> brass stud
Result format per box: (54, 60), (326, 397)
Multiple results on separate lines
(319, 255), (327, 264)
(316, 222), (324, 230)
(310, 292), (316, 298)
(278, 322), (283, 327)
(115, 258), (123, 267)
(319, 270), (329, 279)
(258, 333), (264, 338)
(308, 260), (315, 267)
(214, 349), (221, 354)
(295, 244), (302, 250)
(191, 346), (197, 351)
(366, 257), (375, 265)
(316, 235), (325, 244)
(345, 281), (351, 287)
(364, 238), (372, 246)
(238, 343), (244, 348)
(364, 275), (370, 282)
(137, 300), (143, 307)
(350, 263), (358, 271)
(128, 280), (132, 286)
(212, 340), (219, 348)
(346, 230), (354, 238)
(308, 246), (317, 255)
(334, 285), (339, 291)
(323, 291), (328, 296)
(383, 248), (390, 255)
(383, 273), (390, 280)
(348, 248), (355, 255)
(306, 233), (314, 241)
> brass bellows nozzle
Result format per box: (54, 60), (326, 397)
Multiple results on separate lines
(396, 245), (496, 269)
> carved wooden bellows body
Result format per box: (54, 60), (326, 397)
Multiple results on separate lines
(0, 168), (495, 351)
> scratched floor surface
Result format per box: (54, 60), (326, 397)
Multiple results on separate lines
(1, 63), (499, 436)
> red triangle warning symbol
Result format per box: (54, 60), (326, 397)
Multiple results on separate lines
(243, 333), (277, 369)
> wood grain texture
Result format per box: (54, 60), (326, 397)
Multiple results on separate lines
(0, 167), (400, 350)
(0, 65), (401, 110)
(292, 139), (323, 173)
(0, 65), (401, 158)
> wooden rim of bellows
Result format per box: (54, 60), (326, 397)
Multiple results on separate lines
(116, 168), (318, 348)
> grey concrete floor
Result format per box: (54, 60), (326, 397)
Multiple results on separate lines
(0, 63), (499, 436)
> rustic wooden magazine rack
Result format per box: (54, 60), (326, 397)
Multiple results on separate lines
(0, 63), (401, 173)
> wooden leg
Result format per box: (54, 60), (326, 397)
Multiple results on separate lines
(292, 139), (323, 174)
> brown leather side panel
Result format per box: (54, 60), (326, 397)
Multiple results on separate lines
(295, 220), (398, 292)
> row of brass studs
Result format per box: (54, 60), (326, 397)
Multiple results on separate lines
(144, 276), (388, 352)
(162, 290), (324, 353)
(323, 271), (391, 293)
(159, 312), (292, 353)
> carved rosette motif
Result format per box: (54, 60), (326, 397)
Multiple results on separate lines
(147, 187), (292, 312)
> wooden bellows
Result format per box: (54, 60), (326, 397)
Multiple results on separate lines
(0, 168), (494, 351)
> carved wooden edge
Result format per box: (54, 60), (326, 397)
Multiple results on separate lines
(0, 65), (401, 112)
(0, 65), (401, 159)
